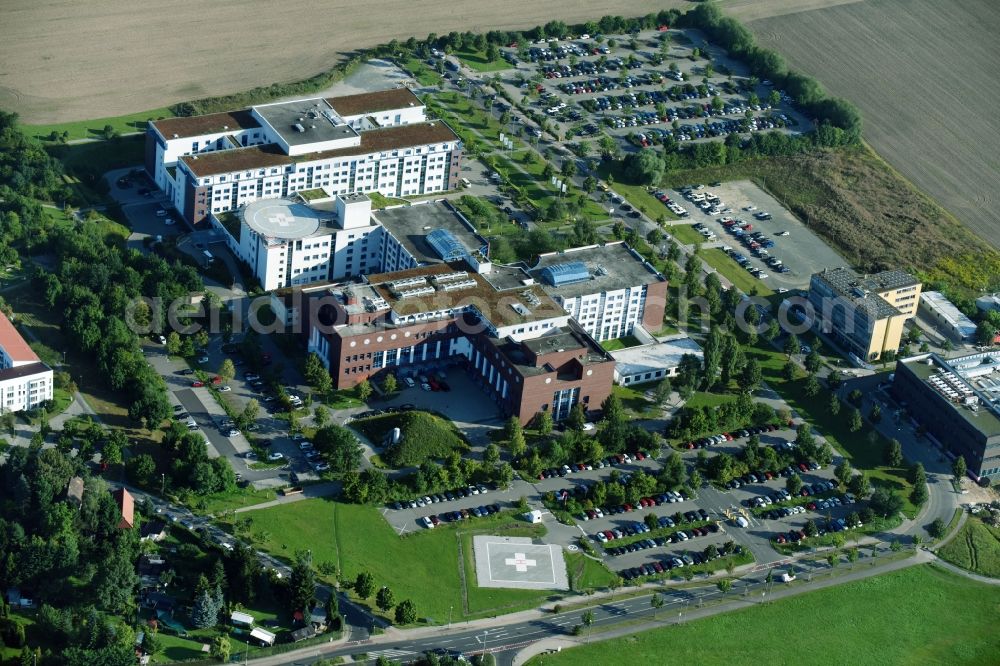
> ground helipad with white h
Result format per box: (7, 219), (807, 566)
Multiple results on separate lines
(473, 536), (569, 590)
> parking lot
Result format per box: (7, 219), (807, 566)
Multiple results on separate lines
(495, 29), (807, 152)
(662, 179), (849, 291)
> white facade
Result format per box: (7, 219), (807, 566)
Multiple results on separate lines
(147, 89), (458, 225)
(0, 313), (53, 412)
(920, 291), (978, 341)
(611, 337), (704, 386)
(561, 286), (650, 342)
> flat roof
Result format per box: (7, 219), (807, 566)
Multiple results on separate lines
(0, 312), (39, 363)
(366, 262), (564, 328)
(240, 198), (342, 241)
(495, 323), (611, 377)
(374, 202), (487, 265)
(253, 99), (358, 147)
(152, 110), (260, 139)
(527, 242), (664, 300)
(0, 362), (50, 382)
(178, 121), (459, 177)
(612, 337), (704, 378)
(901, 354), (1000, 436)
(293, 121), (459, 162)
(180, 144), (291, 178)
(327, 88), (422, 117)
(811, 267), (902, 320)
(920, 291), (977, 337)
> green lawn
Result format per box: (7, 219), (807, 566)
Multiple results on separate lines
(667, 224), (706, 246)
(745, 345), (917, 516)
(529, 565), (1000, 665)
(683, 392), (733, 410)
(186, 486), (278, 515)
(596, 163), (678, 223)
(601, 335), (642, 352)
(611, 385), (658, 416)
(227, 499), (561, 624)
(565, 552), (618, 591)
(21, 106), (175, 142)
(702, 248), (774, 297)
(938, 517), (1000, 578)
(454, 48), (512, 73)
(400, 57), (444, 87)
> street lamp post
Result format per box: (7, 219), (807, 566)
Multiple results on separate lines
(161, 473), (166, 495)
(482, 629), (489, 658)
(448, 605), (453, 628)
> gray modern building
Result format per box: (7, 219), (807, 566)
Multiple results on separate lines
(892, 352), (1000, 483)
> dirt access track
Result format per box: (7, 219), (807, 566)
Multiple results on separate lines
(0, 0), (854, 124)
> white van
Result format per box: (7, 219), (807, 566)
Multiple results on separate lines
(736, 516), (749, 528)
(460, 177), (471, 188)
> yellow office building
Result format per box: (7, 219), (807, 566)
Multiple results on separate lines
(808, 268), (922, 362)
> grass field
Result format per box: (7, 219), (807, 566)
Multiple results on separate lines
(400, 57), (445, 87)
(529, 564), (1000, 665)
(454, 48), (512, 73)
(21, 106), (175, 142)
(748, 0), (1000, 252)
(938, 516), (1000, 578)
(229, 499), (575, 623)
(601, 335), (642, 352)
(666, 224), (706, 246)
(702, 248), (774, 297)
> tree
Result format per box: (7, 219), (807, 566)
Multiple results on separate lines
(908, 462), (926, 486)
(928, 518), (947, 539)
(739, 359), (762, 392)
(395, 599), (417, 625)
(382, 374), (398, 395)
(849, 472), (871, 498)
(848, 388), (863, 405)
(289, 551), (317, 613)
(314, 424), (363, 473)
(953, 455), (967, 483)
(835, 460), (852, 488)
(783, 334), (801, 357)
(218, 358), (236, 383)
(848, 408), (863, 433)
(653, 379), (672, 406)
(884, 438), (903, 467)
(238, 399), (260, 431)
(803, 374), (821, 397)
(191, 588), (219, 629)
(102, 430), (126, 465)
(650, 592), (664, 618)
(622, 150), (664, 185)
(716, 579), (732, 596)
(304, 352), (332, 394)
(127, 453), (157, 485)
(355, 571), (376, 599)
(536, 410), (554, 435)
(803, 519), (819, 538)
(483, 443), (501, 467)
(804, 349), (822, 374)
(165, 331), (182, 355)
(828, 394), (841, 416)
(869, 403), (882, 424)
(210, 635), (230, 662)
(357, 380), (373, 401)
(910, 481), (928, 506)
(563, 402), (585, 432)
(376, 586), (396, 613)
(870, 486), (903, 518)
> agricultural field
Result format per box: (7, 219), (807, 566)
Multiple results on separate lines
(748, 0), (1000, 250)
(0, 0), (681, 123)
(529, 564), (1000, 665)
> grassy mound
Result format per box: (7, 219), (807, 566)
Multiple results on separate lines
(355, 411), (467, 468)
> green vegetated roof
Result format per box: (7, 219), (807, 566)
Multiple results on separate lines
(355, 411), (467, 468)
